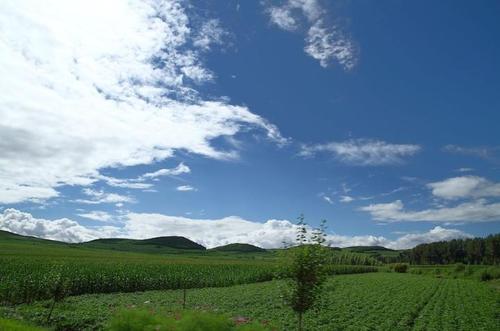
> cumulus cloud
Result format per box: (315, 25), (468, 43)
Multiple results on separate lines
(77, 211), (113, 222)
(427, 176), (500, 200)
(361, 199), (500, 223)
(0, 0), (286, 204)
(389, 226), (472, 250)
(0, 208), (121, 242)
(265, 0), (357, 69)
(299, 139), (421, 165)
(0, 208), (474, 249)
(176, 185), (197, 192)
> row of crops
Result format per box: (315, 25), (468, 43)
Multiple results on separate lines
(0, 257), (378, 304)
(4, 273), (497, 330)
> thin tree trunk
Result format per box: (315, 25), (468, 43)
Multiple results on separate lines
(298, 312), (303, 331)
(182, 288), (186, 309)
(46, 299), (56, 324)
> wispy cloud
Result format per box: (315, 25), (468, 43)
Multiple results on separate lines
(339, 195), (355, 203)
(74, 189), (133, 205)
(176, 185), (197, 192)
(444, 145), (500, 162)
(0, 0), (285, 204)
(78, 211), (114, 222)
(299, 139), (421, 165)
(140, 163), (191, 180)
(264, 0), (357, 69)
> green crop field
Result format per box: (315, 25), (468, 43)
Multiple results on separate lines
(0, 232), (377, 305)
(1, 231), (498, 330)
(1, 273), (498, 330)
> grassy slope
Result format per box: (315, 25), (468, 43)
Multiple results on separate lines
(344, 245), (404, 258)
(0, 230), (274, 263)
(2, 273), (498, 331)
(210, 243), (266, 253)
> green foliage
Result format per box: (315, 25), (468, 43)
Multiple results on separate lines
(393, 263), (409, 273)
(281, 216), (330, 330)
(0, 258), (275, 304)
(4, 273), (498, 331)
(409, 264), (500, 281)
(407, 233), (500, 265)
(480, 270), (493, 281)
(0, 317), (47, 330)
(105, 310), (272, 331)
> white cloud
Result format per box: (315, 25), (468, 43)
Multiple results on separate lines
(456, 167), (474, 173)
(74, 189), (133, 205)
(265, 0), (356, 69)
(389, 226), (472, 250)
(361, 199), (500, 223)
(0, 0), (285, 204)
(322, 196), (334, 204)
(140, 163), (191, 180)
(0, 208), (474, 249)
(304, 20), (357, 69)
(299, 139), (421, 165)
(267, 6), (299, 31)
(0, 208), (121, 242)
(176, 185), (197, 192)
(97, 162), (191, 190)
(98, 178), (154, 190)
(340, 195), (354, 203)
(193, 19), (227, 51)
(78, 210), (113, 222)
(444, 145), (500, 161)
(427, 176), (500, 200)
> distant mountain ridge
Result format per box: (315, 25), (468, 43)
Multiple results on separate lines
(83, 236), (206, 252)
(210, 243), (266, 253)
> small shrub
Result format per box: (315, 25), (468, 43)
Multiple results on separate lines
(105, 310), (273, 331)
(454, 263), (466, 272)
(393, 264), (408, 273)
(281, 216), (329, 331)
(480, 270), (493, 282)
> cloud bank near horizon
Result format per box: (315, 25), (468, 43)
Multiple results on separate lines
(0, 208), (472, 250)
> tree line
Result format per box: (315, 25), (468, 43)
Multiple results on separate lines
(404, 234), (500, 265)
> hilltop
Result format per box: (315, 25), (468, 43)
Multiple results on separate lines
(210, 243), (266, 253)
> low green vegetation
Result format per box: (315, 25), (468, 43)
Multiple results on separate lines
(408, 264), (500, 281)
(0, 230), (378, 305)
(393, 263), (409, 273)
(2, 273), (498, 330)
(1, 229), (499, 330)
(106, 310), (273, 331)
(0, 317), (47, 330)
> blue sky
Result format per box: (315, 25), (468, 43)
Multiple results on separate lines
(0, 0), (499, 248)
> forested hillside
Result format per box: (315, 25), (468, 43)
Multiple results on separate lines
(406, 234), (500, 265)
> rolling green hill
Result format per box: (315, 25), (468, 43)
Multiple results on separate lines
(210, 243), (266, 253)
(81, 236), (206, 253)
